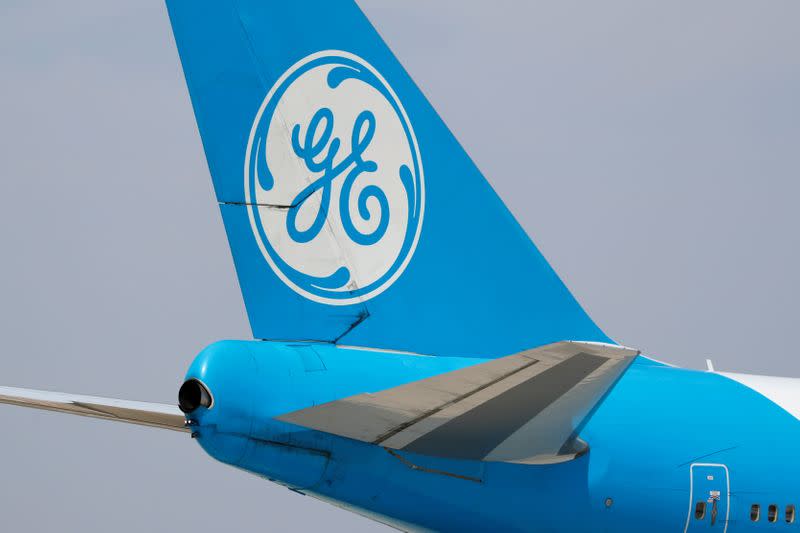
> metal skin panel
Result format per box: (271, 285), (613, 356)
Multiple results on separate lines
(178, 340), (800, 532)
(277, 350), (537, 443)
(397, 352), (606, 461)
(166, 0), (610, 351)
(684, 464), (730, 532)
(0, 386), (187, 432)
(277, 341), (637, 463)
(484, 353), (632, 463)
(220, 203), (369, 341)
(719, 372), (800, 420)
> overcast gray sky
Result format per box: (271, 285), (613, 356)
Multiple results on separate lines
(0, 1), (798, 531)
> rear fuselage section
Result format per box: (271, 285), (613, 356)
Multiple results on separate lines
(184, 341), (800, 532)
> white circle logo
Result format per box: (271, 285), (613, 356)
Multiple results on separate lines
(244, 51), (424, 306)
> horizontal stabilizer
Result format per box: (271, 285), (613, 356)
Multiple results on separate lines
(0, 386), (188, 432)
(278, 342), (638, 464)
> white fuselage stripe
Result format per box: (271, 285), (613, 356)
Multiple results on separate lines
(720, 372), (800, 420)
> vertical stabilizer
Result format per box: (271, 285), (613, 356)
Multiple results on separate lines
(166, 0), (610, 357)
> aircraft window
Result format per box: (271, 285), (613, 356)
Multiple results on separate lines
(787, 505), (796, 524)
(750, 504), (760, 522)
(768, 504), (778, 523)
(695, 501), (706, 520)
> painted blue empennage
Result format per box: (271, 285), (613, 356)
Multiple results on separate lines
(167, 0), (266, 204)
(219, 203), (369, 341)
(168, 0), (611, 353)
(218, 198), (608, 351)
(183, 340), (800, 532)
(167, 0), (416, 206)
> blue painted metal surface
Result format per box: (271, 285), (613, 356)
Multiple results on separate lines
(166, 0), (610, 356)
(182, 342), (800, 532)
(685, 464), (729, 531)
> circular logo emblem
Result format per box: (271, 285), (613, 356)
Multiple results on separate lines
(245, 51), (424, 305)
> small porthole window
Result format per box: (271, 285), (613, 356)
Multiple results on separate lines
(751, 504), (760, 522)
(787, 505), (796, 524)
(695, 501), (707, 520)
(768, 504), (778, 523)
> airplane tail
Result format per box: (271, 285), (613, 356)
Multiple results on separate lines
(166, 0), (610, 358)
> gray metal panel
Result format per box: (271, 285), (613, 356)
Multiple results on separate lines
(483, 355), (631, 463)
(278, 341), (638, 464)
(279, 351), (539, 443)
(0, 386), (189, 432)
(400, 352), (607, 460)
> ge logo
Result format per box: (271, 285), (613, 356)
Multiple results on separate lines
(244, 51), (424, 305)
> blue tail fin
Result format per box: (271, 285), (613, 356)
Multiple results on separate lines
(166, 0), (610, 357)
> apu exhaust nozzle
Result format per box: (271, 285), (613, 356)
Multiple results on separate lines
(178, 379), (213, 413)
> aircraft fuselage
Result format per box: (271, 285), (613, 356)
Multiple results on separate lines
(185, 341), (800, 532)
